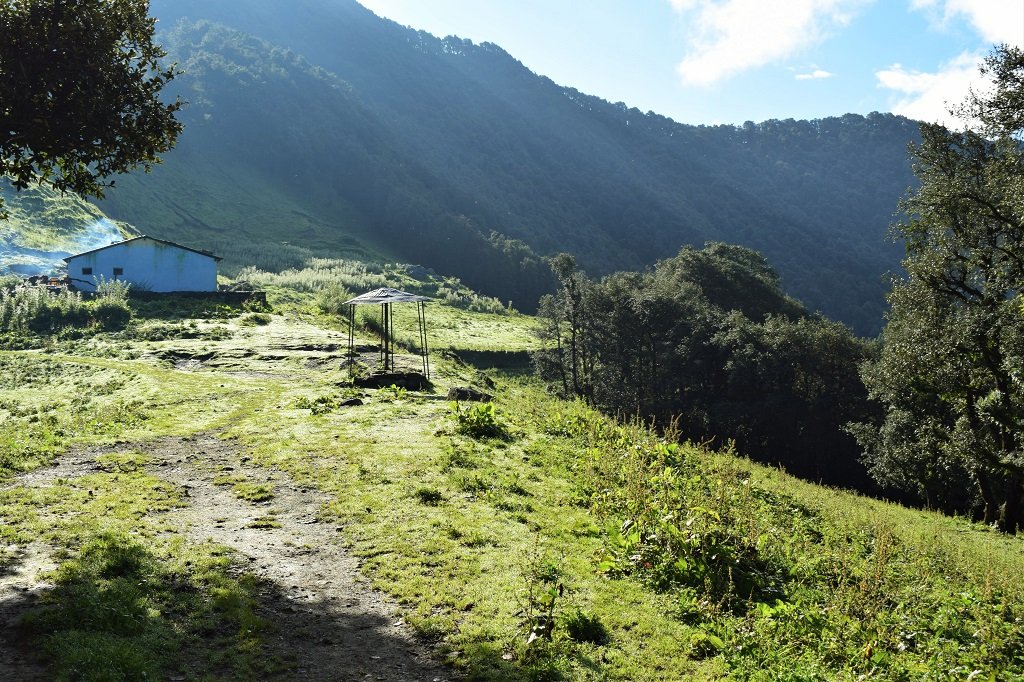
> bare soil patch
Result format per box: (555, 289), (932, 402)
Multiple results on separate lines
(0, 434), (456, 681)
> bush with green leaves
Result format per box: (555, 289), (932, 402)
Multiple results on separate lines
(0, 281), (134, 336)
(553, 408), (1024, 679)
(240, 312), (271, 326)
(92, 300), (132, 330)
(0, 286), (88, 334)
(521, 553), (565, 645)
(315, 284), (352, 316)
(449, 401), (511, 440)
(94, 276), (131, 304)
(376, 384), (408, 403)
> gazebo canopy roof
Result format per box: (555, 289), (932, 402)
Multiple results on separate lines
(344, 287), (432, 305)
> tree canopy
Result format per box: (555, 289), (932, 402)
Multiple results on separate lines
(0, 0), (181, 212)
(535, 244), (876, 488)
(853, 45), (1024, 532)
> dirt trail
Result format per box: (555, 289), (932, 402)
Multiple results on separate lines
(0, 434), (455, 681)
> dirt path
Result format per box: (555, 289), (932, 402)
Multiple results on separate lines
(0, 434), (455, 681)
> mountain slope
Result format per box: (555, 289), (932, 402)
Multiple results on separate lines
(0, 181), (127, 275)
(97, 1), (918, 333)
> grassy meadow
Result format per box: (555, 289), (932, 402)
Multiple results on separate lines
(0, 271), (1022, 680)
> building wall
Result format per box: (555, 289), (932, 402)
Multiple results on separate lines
(66, 238), (218, 293)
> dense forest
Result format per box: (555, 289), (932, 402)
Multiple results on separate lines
(534, 245), (878, 491)
(94, 0), (920, 335)
(536, 45), (1024, 533)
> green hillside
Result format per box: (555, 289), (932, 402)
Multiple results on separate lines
(91, 1), (919, 335)
(4, 6), (1024, 680)
(0, 278), (1020, 680)
(0, 182), (130, 276)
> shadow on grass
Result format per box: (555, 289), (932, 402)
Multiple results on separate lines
(129, 294), (253, 322)
(6, 533), (467, 681)
(0, 547), (51, 681)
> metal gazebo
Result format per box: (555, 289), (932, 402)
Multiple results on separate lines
(344, 287), (432, 378)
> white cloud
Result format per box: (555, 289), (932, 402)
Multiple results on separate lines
(912, 0), (1024, 47)
(875, 51), (987, 127)
(671, 0), (872, 86)
(795, 68), (834, 80)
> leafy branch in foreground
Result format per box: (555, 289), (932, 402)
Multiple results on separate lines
(0, 0), (182, 214)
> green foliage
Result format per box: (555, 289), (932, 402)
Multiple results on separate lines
(239, 257), (510, 316)
(593, 440), (791, 606)
(232, 482), (274, 503)
(240, 312), (271, 326)
(520, 548), (566, 645)
(97, 7), (920, 332)
(129, 320), (230, 341)
(130, 295), (248, 321)
(449, 401), (511, 440)
(564, 408), (1024, 679)
(0, 287), (85, 335)
(315, 284), (352, 316)
(91, 300), (132, 331)
(855, 46), (1024, 532)
(94, 276), (131, 304)
(376, 384), (408, 403)
(293, 389), (363, 415)
(0, 0), (181, 213)
(9, 520), (266, 680)
(562, 609), (608, 646)
(3, 291), (1023, 680)
(536, 243), (876, 488)
(0, 285), (133, 339)
(414, 487), (443, 505)
(0, 273), (22, 289)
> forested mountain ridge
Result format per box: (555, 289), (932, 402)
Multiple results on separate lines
(98, 0), (919, 334)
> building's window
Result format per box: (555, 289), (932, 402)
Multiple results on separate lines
(112, 267), (124, 278)
(81, 267), (93, 276)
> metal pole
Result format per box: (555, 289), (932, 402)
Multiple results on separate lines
(379, 303), (386, 370)
(420, 301), (430, 379)
(347, 303), (355, 377)
(384, 302), (393, 371)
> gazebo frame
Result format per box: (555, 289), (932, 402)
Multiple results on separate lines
(344, 287), (431, 378)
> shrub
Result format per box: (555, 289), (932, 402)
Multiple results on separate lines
(414, 487), (443, 505)
(563, 609), (609, 645)
(94, 276), (131, 304)
(91, 300), (132, 330)
(450, 401), (512, 440)
(240, 312), (271, 326)
(315, 284), (352, 316)
(377, 384), (408, 402)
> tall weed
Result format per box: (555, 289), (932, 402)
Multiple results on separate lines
(554, 406), (1024, 679)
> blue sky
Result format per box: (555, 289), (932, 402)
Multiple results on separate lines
(356, 0), (1024, 126)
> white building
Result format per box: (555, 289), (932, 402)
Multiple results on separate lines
(63, 236), (221, 293)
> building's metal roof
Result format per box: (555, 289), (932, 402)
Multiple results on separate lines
(344, 287), (432, 305)
(63, 235), (222, 262)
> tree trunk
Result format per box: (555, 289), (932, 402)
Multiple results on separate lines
(976, 471), (999, 524)
(555, 336), (569, 397)
(998, 473), (1023, 534)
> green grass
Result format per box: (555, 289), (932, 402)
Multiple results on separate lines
(0, 455), (272, 680)
(395, 303), (540, 352)
(0, 181), (115, 253)
(213, 475), (275, 503)
(0, 288), (1022, 680)
(99, 145), (389, 273)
